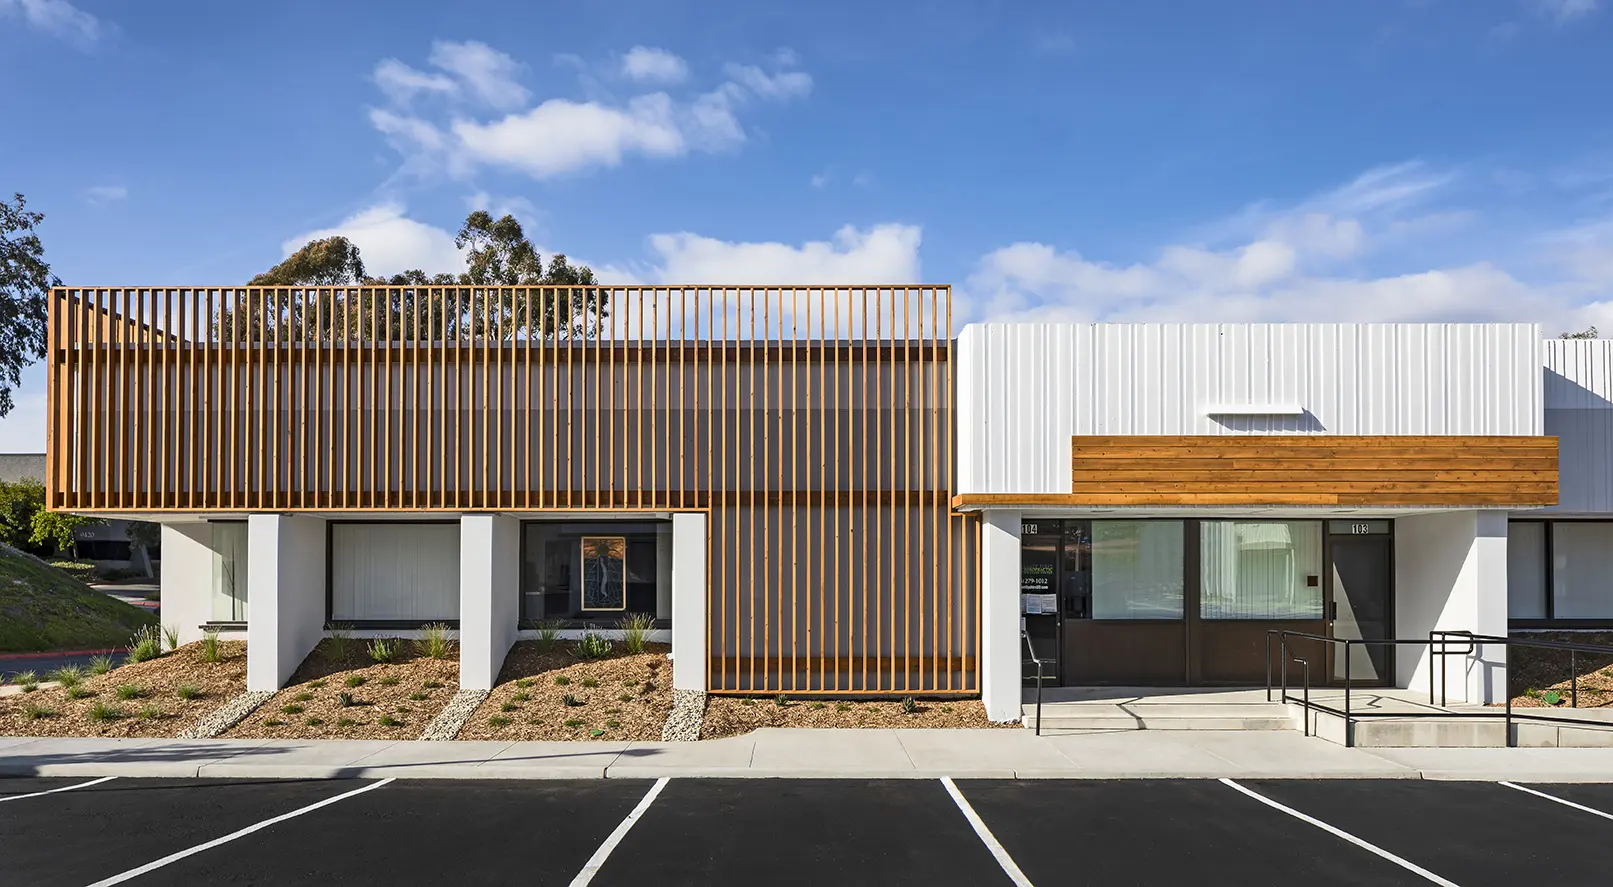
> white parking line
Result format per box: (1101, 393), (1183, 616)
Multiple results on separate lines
(84, 778), (395, 887)
(1219, 779), (1460, 887)
(568, 777), (669, 887)
(0, 775), (117, 803)
(941, 777), (1035, 887)
(1500, 781), (1613, 822)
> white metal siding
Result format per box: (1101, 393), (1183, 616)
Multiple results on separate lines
(330, 523), (461, 621)
(957, 323), (1543, 495)
(1541, 339), (1613, 515)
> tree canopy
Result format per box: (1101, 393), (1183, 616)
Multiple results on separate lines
(236, 211), (606, 341)
(0, 194), (57, 417)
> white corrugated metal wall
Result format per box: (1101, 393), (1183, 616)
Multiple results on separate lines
(957, 323), (1544, 495)
(1541, 339), (1613, 515)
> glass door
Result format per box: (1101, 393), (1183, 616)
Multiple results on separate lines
(1326, 521), (1394, 684)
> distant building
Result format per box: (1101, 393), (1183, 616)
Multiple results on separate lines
(0, 453), (142, 565)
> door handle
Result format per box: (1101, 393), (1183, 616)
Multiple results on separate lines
(1328, 601), (1338, 621)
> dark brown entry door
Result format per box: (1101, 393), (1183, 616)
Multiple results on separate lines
(1328, 535), (1393, 685)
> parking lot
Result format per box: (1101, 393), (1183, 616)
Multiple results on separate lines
(3, 775), (1612, 886)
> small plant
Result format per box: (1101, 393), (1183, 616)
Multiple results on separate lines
(199, 629), (222, 664)
(835, 702), (851, 712)
(605, 707), (622, 715)
(88, 654), (114, 676)
(942, 704), (954, 713)
(65, 685), (92, 700)
(337, 691), (357, 707)
(305, 717), (324, 727)
(15, 670), (38, 692)
(294, 692), (314, 702)
(576, 630), (612, 660)
(563, 718), (584, 728)
(589, 728), (606, 737)
(1545, 690), (1563, 705)
(810, 701), (825, 710)
(345, 674), (367, 688)
(115, 684), (145, 700)
(423, 680), (443, 689)
(1525, 687), (1542, 699)
(24, 701), (55, 720)
(325, 623), (355, 662)
(618, 693), (634, 703)
(337, 717), (357, 727)
(367, 638), (399, 664)
(416, 623), (453, 660)
(512, 691), (531, 703)
(534, 620), (562, 652)
(581, 678), (599, 689)
(741, 698), (755, 707)
(175, 684), (201, 700)
(553, 675), (571, 686)
(378, 714), (401, 727)
(87, 702), (126, 722)
(618, 613), (654, 655)
(264, 718), (285, 727)
(775, 694), (789, 708)
(379, 675), (400, 687)
(138, 705), (162, 721)
(407, 691), (428, 701)
(515, 678), (535, 689)
(309, 679), (327, 689)
(396, 705), (411, 715)
(488, 715), (512, 728)
(901, 696), (918, 714)
(48, 664), (85, 688)
(127, 625), (163, 663)
(162, 623), (181, 653)
(501, 702), (518, 713)
(562, 693), (585, 707)
(605, 719), (621, 729)
(282, 704), (305, 715)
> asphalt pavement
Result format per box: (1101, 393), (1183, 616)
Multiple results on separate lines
(4, 776), (1612, 886)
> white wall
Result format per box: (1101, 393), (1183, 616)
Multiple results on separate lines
(459, 514), (519, 691)
(981, 509), (1022, 722)
(671, 513), (707, 691)
(1394, 511), (1508, 703)
(158, 522), (214, 645)
(246, 514), (329, 691)
(1541, 339), (1613, 515)
(957, 323), (1543, 495)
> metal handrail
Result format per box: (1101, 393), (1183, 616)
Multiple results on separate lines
(1022, 628), (1052, 736)
(1264, 629), (1613, 748)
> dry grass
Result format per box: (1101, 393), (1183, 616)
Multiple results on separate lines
(224, 638), (458, 739)
(0, 640), (246, 737)
(456, 641), (672, 741)
(1509, 632), (1613, 708)
(700, 695), (1011, 738)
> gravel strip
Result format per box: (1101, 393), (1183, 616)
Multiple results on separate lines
(660, 688), (706, 742)
(178, 689), (274, 739)
(419, 689), (489, 741)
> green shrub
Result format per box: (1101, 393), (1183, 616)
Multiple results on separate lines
(87, 702), (125, 722)
(336, 717), (357, 728)
(325, 623), (355, 662)
(901, 696), (918, 714)
(534, 620), (562, 652)
(562, 693), (585, 707)
(175, 684), (201, 700)
(515, 678), (535, 689)
(396, 705), (411, 715)
(162, 624), (181, 653)
(775, 694), (789, 708)
(15, 671), (38, 692)
(378, 714), (401, 727)
(379, 675), (400, 686)
(1545, 690), (1563, 705)
(741, 698), (755, 707)
(338, 691), (357, 708)
(137, 705), (162, 721)
(416, 623), (453, 660)
(618, 613), (654, 655)
(500, 702), (517, 713)
(553, 675), (571, 686)
(367, 638), (399, 664)
(407, 691), (428, 701)
(282, 704), (305, 715)
(114, 684), (144, 700)
(88, 655), (114, 676)
(423, 680), (443, 689)
(605, 719), (621, 729)
(576, 631), (612, 660)
(48, 664), (85, 688)
(264, 718), (285, 727)
(810, 701), (825, 710)
(309, 679), (327, 689)
(23, 701), (54, 719)
(65, 685), (92, 700)
(199, 630), (222, 664)
(581, 678), (598, 689)
(563, 718), (583, 728)
(511, 691), (531, 703)
(488, 715), (512, 728)
(344, 675), (366, 688)
(293, 692), (314, 702)
(127, 625), (163, 663)
(618, 693), (634, 703)
(305, 717), (324, 727)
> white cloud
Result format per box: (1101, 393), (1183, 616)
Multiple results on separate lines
(83, 184), (127, 205)
(621, 46), (689, 84)
(810, 171), (832, 189)
(370, 43), (814, 180)
(1532, 0), (1599, 22)
(0, 0), (108, 49)
(638, 224), (922, 284)
(283, 203), (467, 280)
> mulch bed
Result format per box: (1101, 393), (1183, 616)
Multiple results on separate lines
(700, 695), (1012, 738)
(0, 640), (246, 738)
(1508, 632), (1613, 708)
(456, 641), (672, 742)
(224, 638), (459, 740)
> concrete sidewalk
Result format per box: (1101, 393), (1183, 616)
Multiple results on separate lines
(4, 728), (1611, 781)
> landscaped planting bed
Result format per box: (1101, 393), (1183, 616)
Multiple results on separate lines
(700, 695), (1011, 738)
(1508, 631), (1613, 708)
(0, 637), (246, 738)
(225, 633), (458, 740)
(456, 639), (673, 741)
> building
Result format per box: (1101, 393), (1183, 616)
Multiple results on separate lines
(46, 285), (1596, 722)
(1, 452), (145, 567)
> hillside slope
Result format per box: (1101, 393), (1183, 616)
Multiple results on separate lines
(0, 542), (158, 652)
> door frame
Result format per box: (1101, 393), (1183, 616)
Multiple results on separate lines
(1322, 523), (1396, 687)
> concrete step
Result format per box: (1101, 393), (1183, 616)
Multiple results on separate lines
(1023, 702), (1294, 732)
(1292, 704), (1613, 748)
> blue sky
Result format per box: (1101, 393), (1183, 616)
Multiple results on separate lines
(2, 0), (1612, 449)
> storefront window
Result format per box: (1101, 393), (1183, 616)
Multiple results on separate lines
(1200, 521), (1323, 620)
(523, 522), (670, 624)
(1553, 523), (1613, 619)
(1089, 521), (1184, 619)
(210, 522), (248, 622)
(1507, 522), (1546, 619)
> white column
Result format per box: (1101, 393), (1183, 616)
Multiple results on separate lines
(159, 522), (214, 646)
(459, 514), (519, 691)
(671, 512), (707, 691)
(246, 514), (328, 692)
(1394, 510), (1509, 704)
(981, 509), (1023, 722)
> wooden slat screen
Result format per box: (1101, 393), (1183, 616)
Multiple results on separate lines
(48, 285), (978, 695)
